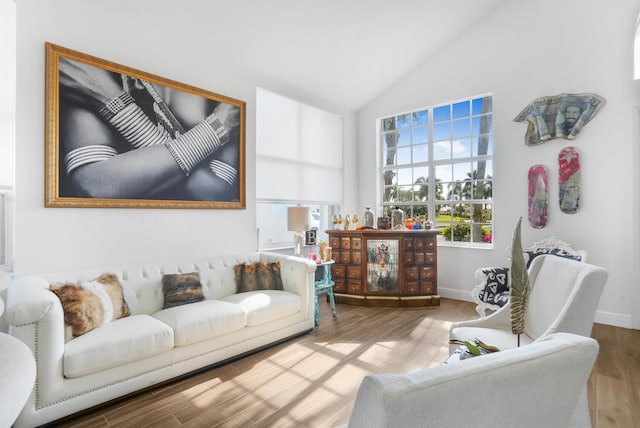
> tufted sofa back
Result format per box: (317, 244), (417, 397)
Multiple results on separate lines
(39, 253), (266, 315)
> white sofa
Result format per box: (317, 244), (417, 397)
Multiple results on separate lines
(340, 333), (599, 428)
(4, 252), (316, 428)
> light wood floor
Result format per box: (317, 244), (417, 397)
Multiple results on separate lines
(53, 299), (638, 428)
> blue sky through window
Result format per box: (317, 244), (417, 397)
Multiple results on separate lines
(380, 95), (492, 195)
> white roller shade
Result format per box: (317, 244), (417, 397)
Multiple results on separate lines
(256, 87), (343, 204)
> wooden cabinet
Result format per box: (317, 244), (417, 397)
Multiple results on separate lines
(327, 230), (440, 307)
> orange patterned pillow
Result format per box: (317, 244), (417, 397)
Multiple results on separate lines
(234, 262), (284, 293)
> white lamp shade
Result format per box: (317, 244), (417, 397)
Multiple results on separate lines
(287, 207), (310, 232)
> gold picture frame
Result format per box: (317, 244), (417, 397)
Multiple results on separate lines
(45, 42), (245, 209)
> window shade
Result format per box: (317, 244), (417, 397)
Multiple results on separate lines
(256, 87), (343, 204)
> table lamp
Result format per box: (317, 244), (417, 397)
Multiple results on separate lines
(287, 206), (309, 257)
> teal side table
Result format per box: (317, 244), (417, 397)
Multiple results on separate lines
(314, 259), (337, 326)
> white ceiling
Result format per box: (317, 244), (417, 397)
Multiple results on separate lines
(1, 1), (510, 113)
(210, 0), (509, 110)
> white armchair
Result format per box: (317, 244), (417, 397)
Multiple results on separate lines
(451, 254), (607, 353)
(0, 288), (36, 426)
(471, 237), (587, 317)
(340, 333), (599, 428)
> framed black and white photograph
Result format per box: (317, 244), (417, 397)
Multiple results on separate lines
(45, 42), (245, 209)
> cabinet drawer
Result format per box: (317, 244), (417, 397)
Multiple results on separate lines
(425, 238), (436, 250)
(414, 238), (425, 250)
(404, 252), (414, 265)
(404, 281), (419, 295)
(420, 267), (436, 280)
(352, 238), (362, 250)
(330, 236), (341, 248)
(347, 265), (361, 279)
(404, 266), (418, 280)
(351, 251), (362, 264)
(347, 280), (362, 294)
(420, 282), (436, 295)
(404, 238), (414, 251)
(332, 265), (346, 278)
(333, 278), (346, 293)
(341, 251), (351, 264)
(424, 253), (436, 265)
(414, 252), (425, 265)
(341, 237), (351, 249)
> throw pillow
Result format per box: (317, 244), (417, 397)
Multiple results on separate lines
(477, 267), (510, 307)
(234, 262), (284, 293)
(162, 272), (205, 309)
(50, 273), (130, 341)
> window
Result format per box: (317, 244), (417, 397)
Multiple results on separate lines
(379, 95), (493, 246)
(256, 88), (343, 250)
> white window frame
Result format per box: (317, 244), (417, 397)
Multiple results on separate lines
(378, 94), (493, 248)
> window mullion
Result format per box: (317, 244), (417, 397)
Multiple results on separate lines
(428, 108), (436, 221)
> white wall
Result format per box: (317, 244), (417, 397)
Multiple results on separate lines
(358, 0), (640, 328)
(15, 0), (357, 274)
(0, 0), (16, 187)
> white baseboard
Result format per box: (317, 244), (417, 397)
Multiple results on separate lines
(439, 287), (633, 329)
(593, 311), (632, 329)
(439, 287), (474, 302)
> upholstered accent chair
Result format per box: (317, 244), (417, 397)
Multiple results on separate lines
(451, 254), (607, 353)
(471, 237), (587, 317)
(340, 333), (599, 428)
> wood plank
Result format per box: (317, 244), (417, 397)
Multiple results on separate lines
(53, 299), (639, 428)
(590, 323), (640, 428)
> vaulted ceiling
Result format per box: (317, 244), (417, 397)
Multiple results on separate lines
(212, 0), (508, 110)
(1, 1), (511, 113)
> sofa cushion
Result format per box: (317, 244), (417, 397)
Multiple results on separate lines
(153, 299), (247, 347)
(222, 290), (300, 326)
(162, 272), (205, 309)
(63, 314), (174, 378)
(50, 273), (131, 341)
(233, 262), (284, 293)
